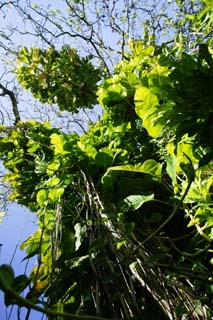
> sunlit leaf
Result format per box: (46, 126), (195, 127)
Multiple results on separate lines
(77, 141), (97, 159)
(50, 133), (69, 155)
(116, 240), (127, 250)
(48, 187), (64, 202)
(45, 176), (60, 187)
(37, 189), (48, 207)
(106, 159), (162, 177)
(123, 194), (154, 210)
(46, 159), (61, 175)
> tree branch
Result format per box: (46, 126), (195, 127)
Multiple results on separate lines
(0, 286), (113, 320)
(0, 83), (21, 124)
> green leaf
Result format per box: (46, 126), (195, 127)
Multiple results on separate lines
(50, 133), (69, 155)
(37, 189), (48, 207)
(180, 161), (195, 181)
(106, 159), (162, 177)
(46, 159), (61, 175)
(13, 275), (30, 293)
(134, 86), (158, 114)
(48, 187), (64, 202)
(166, 155), (177, 186)
(116, 240), (127, 250)
(0, 265), (14, 291)
(27, 141), (39, 153)
(45, 176), (61, 187)
(95, 151), (113, 168)
(123, 194), (154, 210)
(20, 229), (42, 254)
(77, 141), (97, 159)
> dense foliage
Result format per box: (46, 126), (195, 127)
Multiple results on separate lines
(0, 0), (213, 319)
(16, 46), (101, 113)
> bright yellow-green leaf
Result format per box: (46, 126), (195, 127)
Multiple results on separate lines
(77, 141), (97, 159)
(134, 86), (158, 112)
(46, 159), (61, 175)
(37, 189), (48, 207)
(48, 187), (64, 202)
(142, 113), (163, 138)
(116, 240), (127, 250)
(50, 133), (69, 155)
(45, 176), (60, 187)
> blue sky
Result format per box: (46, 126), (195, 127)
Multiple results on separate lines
(0, 3), (61, 319)
(0, 204), (42, 319)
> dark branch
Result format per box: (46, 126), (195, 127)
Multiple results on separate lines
(0, 83), (21, 124)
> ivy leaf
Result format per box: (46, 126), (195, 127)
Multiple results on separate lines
(20, 229), (42, 254)
(134, 86), (158, 112)
(77, 141), (97, 159)
(180, 160), (195, 181)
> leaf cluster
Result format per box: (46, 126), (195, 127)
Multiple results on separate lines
(16, 46), (101, 113)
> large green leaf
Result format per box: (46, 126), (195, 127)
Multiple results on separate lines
(134, 86), (164, 138)
(123, 194), (154, 211)
(134, 86), (158, 112)
(106, 159), (162, 177)
(95, 151), (113, 168)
